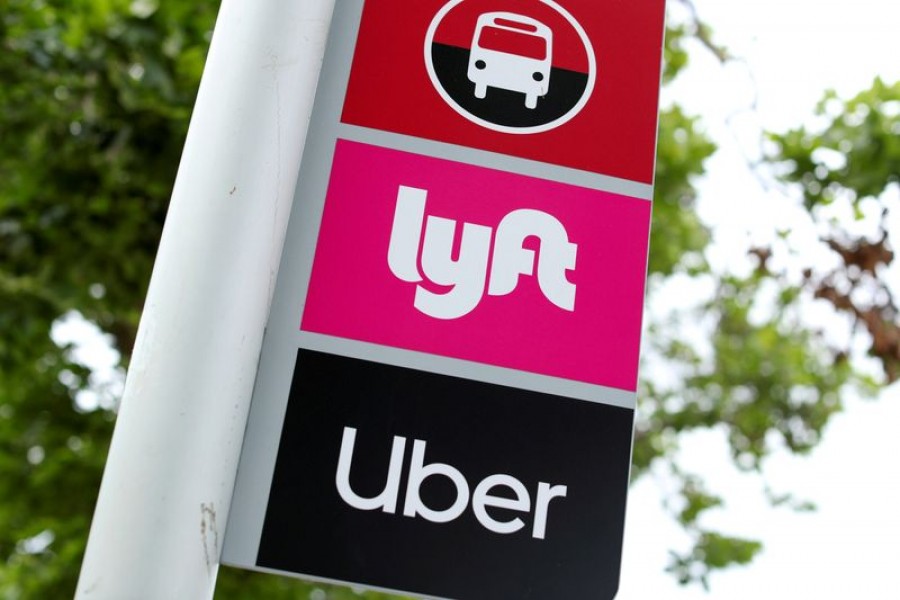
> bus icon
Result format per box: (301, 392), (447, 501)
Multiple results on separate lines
(467, 12), (553, 109)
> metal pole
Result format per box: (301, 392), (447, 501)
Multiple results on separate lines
(75, 1), (335, 598)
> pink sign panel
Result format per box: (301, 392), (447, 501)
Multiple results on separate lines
(301, 140), (650, 391)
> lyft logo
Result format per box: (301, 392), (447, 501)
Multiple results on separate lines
(387, 186), (578, 319)
(302, 140), (651, 389)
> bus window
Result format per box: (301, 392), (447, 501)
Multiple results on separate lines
(478, 26), (547, 61)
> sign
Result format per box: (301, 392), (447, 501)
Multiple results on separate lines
(342, 0), (665, 181)
(223, 1), (665, 598)
(257, 350), (632, 599)
(302, 140), (650, 390)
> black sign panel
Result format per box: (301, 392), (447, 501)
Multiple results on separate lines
(257, 350), (634, 599)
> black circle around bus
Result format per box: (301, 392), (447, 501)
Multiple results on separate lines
(426, 1), (595, 133)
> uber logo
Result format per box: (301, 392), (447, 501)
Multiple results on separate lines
(336, 426), (568, 539)
(257, 350), (634, 599)
(388, 185), (577, 320)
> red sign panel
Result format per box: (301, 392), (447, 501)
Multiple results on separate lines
(342, 0), (666, 182)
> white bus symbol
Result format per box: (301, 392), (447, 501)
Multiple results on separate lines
(467, 12), (553, 109)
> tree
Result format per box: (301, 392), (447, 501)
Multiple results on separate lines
(0, 0), (896, 596)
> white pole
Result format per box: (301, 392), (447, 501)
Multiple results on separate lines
(75, 1), (335, 598)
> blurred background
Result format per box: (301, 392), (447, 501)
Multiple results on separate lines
(1, 0), (897, 597)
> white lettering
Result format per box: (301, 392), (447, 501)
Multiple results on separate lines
(402, 439), (471, 523)
(472, 474), (531, 534)
(387, 186), (427, 283)
(336, 428), (568, 539)
(387, 186), (577, 318)
(415, 216), (492, 320)
(335, 427), (406, 513)
(532, 482), (568, 539)
(488, 209), (577, 311)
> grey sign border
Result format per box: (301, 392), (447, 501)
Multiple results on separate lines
(338, 123), (653, 200)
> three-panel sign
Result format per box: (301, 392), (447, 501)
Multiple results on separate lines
(222, 1), (666, 598)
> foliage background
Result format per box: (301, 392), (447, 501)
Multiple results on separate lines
(0, 0), (896, 597)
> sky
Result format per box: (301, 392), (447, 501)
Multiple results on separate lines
(619, 0), (900, 597)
